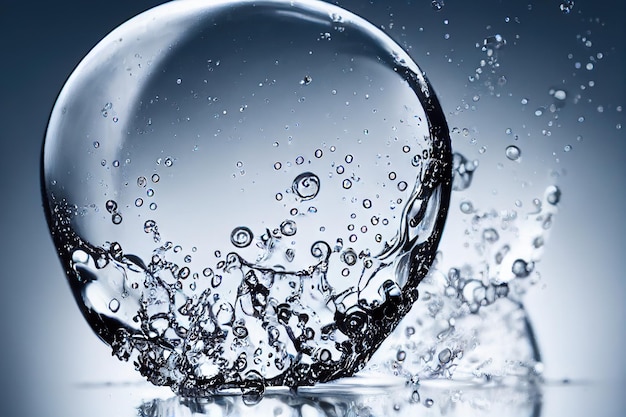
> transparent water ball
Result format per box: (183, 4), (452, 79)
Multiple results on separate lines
(42, 0), (451, 395)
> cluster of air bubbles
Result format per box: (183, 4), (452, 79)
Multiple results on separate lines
(559, 0), (575, 14)
(482, 34), (506, 51)
(431, 0), (444, 11)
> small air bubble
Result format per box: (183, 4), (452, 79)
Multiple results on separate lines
(460, 200), (474, 214)
(431, 0), (444, 11)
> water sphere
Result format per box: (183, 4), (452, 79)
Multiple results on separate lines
(42, 0), (451, 395)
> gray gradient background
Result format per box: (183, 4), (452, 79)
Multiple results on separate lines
(0, 0), (624, 416)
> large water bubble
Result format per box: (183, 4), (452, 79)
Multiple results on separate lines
(42, 0), (451, 396)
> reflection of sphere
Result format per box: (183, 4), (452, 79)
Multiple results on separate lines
(43, 0), (451, 394)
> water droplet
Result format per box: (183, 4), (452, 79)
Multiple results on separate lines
(438, 348), (452, 364)
(505, 145), (521, 161)
(460, 200), (474, 214)
(280, 219), (297, 236)
(559, 0), (574, 14)
(105, 200), (118, 214)
(546, 185), (561, 205)
(431, 0), (444, 11)
(512, 259), (533, 278)
(230, 226), (253, 248)
(553, 89), (567, 101)
(292, 172), (321, 201)
(108, 298), (120, 313)
(482, 228), (499, 243)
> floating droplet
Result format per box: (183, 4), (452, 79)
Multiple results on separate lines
(230, 226), (253, 248)
(105, 200), (118, 214)
(292, 172), (320, 201)
(559, 0), (574, 14)
(280, 219), (297, 236)
(108, 298), (120, 313)
(545, 185), (561, 205)
(431, 0), (444, 11)
(512, 258), (533, 278)
(505, 145), (521, 161)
